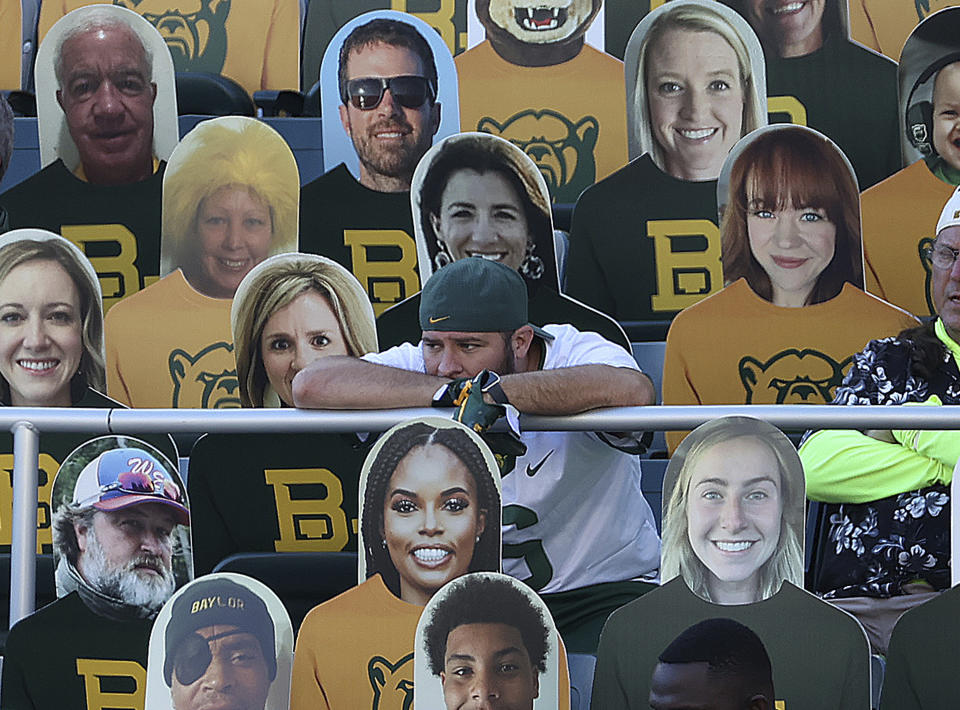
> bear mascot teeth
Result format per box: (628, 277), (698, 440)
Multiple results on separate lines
(477, 0), (602, 66)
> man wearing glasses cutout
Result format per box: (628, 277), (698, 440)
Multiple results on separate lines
(299, 17), (443, 316)
(337, 19), (441, 193)
(1, 446), (190, 710)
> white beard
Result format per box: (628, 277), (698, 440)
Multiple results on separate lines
(79, 526), (176, 612)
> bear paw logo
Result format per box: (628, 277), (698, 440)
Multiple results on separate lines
(739, 349), (851, 405)
(168, 341), (241, 409)
(478, 109), (598, 203)
(368, 654), (414, 710)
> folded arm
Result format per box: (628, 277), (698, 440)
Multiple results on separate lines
(799, 428), (953, 504)
(292, 357), (654, 414)
(292, 356), (445, 409)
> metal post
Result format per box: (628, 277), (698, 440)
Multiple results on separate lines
(10, 421), (39, 627)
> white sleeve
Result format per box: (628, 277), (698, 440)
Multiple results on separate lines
(542, 324), (640, 371)
(361, 342), (428, 373)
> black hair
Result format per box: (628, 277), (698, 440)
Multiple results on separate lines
(658, 618), (774, 697)
(419, 139), (552, 261)
(360, 422), (501, 598)
(423, 574), (549, 677)
(338, 18), (438, 104)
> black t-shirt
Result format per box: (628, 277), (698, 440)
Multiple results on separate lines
(298, 163), (421, 317)
(188, 431), (370, 575)
(566, 154), (721, 325)
(0, 159), (166, 311)
(764, 33), (901, 190)
(1, 592), (152, 710)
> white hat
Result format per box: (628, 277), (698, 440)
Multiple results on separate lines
(936, 185), (960, 235)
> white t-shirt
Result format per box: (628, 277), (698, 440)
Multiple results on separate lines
(363, 323), (661, 594)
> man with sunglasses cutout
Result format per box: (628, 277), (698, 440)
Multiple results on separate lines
(299, 17), (442, 317)
(163, 577), (276, 710)
(1, 446), (190, 710)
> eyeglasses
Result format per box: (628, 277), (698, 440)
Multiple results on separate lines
(922, 242), (960, 270)
(77, 470), (184, 508)
(342, 75), (436, 110)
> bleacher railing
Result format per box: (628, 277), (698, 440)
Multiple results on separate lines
(7, 404), (960, 627)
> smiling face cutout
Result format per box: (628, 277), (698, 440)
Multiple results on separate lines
(662, 417), (805, 605)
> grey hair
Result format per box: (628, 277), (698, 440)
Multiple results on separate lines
(52, 502), (96, 565)
(54, 7), (153, 88)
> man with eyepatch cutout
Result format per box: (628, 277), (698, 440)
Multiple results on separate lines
(299, 16), (443, 317)
(1, 446), (190, 710)
(163, 577), (276, 710)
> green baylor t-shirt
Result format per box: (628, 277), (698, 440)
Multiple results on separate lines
(566, 154), (721, 326)
(592, 578), (871, 710)
(1, 592), (153, 710)
(0, 159), (166, 313)
(298, 163), (420, 317)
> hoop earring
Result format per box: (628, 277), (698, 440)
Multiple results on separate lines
(434, 241), (453, 271)
(519, 241), (543, 280)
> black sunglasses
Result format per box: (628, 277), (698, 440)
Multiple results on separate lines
(341, 75), (436, 110)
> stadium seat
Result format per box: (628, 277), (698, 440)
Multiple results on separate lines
(568, 652), (596, 710)
(212, 551), (358, 632)
(302, 79), (321, 117)
(0, 2), (25, 92)
(553, 229), (569, 287)
(804, 499), (826, 590)
(176, 116), (325, 186)
(552, 202), (574, 233)
(175, 72), (256, 117)
(872, 653), (885, 709)
(631, 341), (667, 455)
(20, 0), (41, 92)
(641, 458), (668, 533)
(620, 320), (671, 342)
(0, 116), (39, 193)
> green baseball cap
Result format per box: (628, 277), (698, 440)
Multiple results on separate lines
(419, 258), (554, 340)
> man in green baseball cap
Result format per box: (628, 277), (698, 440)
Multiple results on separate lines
(292, 256), (660, 656)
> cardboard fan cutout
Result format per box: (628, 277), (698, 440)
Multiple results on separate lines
(103, 116), (299, 409)
(662, 124), (916, 453)
(456, 0), (627, 203)
(17, 4), (179, 312)
(859, 7), (960, 318)
(144, 573), (294, 710)
(414, 572), (568, 709)
(588, 416), (872, 710)
(288, 416), (502, 710)
(562, 0), (766, 329)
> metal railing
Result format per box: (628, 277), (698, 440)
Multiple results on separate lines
(7, 403), (960, 626)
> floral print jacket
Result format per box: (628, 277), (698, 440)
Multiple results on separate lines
(816, 335), (956, 598)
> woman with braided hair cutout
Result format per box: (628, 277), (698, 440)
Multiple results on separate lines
(290, 417), (501, 709)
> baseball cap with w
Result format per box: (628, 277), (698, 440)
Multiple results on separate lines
(71, 447), (189, 525)
(419, 257), (553, 340)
